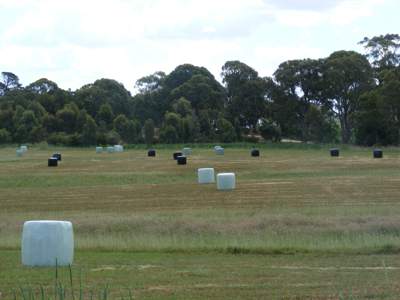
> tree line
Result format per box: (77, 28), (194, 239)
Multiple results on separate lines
(0, 34), (399, 146)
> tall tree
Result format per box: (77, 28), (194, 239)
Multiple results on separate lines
(76, 79), (133, 118)
(143, 119), (155, 145)
(135, 71), (166, 94)
(355, 67), (400, 145)
(0, 72), (21, 95)
(325, 51), (374, 143)
(221, 60), (267, 132)
(26, 78), (59, 94)
(273, 59), (336, 142)
(359, 34), (400, 72)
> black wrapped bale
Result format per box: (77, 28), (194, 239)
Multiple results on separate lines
(177, 156), (187, 165)
(330, 148), (340, 157)
(53, 153), (62, 161)
(173, 152), (182, 160)
(251, 149), (260, 157)
(148, 149), (156, 157)
(373, 149), (383, 158)
(48, 157), (58, 167)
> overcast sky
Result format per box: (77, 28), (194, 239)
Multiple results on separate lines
(0, 0), (398, 93)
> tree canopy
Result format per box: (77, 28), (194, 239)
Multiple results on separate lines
(1, 33), (399, 146)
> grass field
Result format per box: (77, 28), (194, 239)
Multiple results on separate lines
(1, 144), (400, 299)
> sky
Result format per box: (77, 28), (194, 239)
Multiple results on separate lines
(0, 0), (398, 94)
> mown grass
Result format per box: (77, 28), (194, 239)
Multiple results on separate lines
(2, 250), (400, 299)
(1, 144), (400, 298)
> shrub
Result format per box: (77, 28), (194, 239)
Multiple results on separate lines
(258, 119), (281, 142)
(0, 128), (11, 144)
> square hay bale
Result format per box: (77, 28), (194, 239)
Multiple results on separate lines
(373, 149), (383, 158)
(177, 155), (187, 165)
(198, 168), (215, 184)
(96, 146), (103, 153)
(173, 152), (183, 160)
(182, 147), (192, 156)
(217, 173), (236, 190)
(48, 157), (58, 167)
(53, 153), (62, 161)
(21, 220), (74, 267)
(251, 149), (260, 157)
(148, 149), (156, 157)
(330, 148), (340, 157)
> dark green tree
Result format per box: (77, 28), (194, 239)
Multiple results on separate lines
(0, 128), (11, 144)
(221, 60), (267, 132)
(0, 72), (21, 95)
(81, 115), (98, 145)
(96, 103), (114, 128)
(159, 125), (178, 143)
(143, 119), (155, 145)
(325, 51), (374, 143)
(216, 117), (236, 142)
(359, 34), (400, 71)
(258, 119), (282, 142)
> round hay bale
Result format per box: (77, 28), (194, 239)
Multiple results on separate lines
(198, 168), (215, 184)
(20, 145), (28, 153)
(53, 153), (62, 161)
(148, 149), (156, 157)
(96, 146), (103, 153)
(373, 149), (383, 158)
(182, 147), (192, 156)
(251, 149), (260, 157)
(217, 173), (236, 190)
(16, 149), (23, 157)
(215, 147), (224, 155)
(177, 155), (187, 165)
(330, 148), (340, 157)
(107, 146), (115, 153)
(21, 220), (74, 267)
(48, 157), (58, 167)
(173, 152), (182, 160)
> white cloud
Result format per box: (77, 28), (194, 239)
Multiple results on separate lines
(0, 0), (393, 92)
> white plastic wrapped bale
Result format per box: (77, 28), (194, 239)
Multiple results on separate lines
(217, 173), (236, 190)
(182, 147), (192, 156)
(107, 146), (115, 153)
(21, 220), (74, 267)
(20, 145), (28, 153)
(96, 146), (103, 153)
(214, 145), (222, 150)
(215, 147), (224, 155)
(114, 145), (124, 152)
(16, 149), (23, 157)
(198, 168), (215, 184)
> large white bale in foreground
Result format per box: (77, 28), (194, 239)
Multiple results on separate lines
(21, 220), (74, 267)
(198, 168), (215, 184)
(217, 173), (236, 190)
